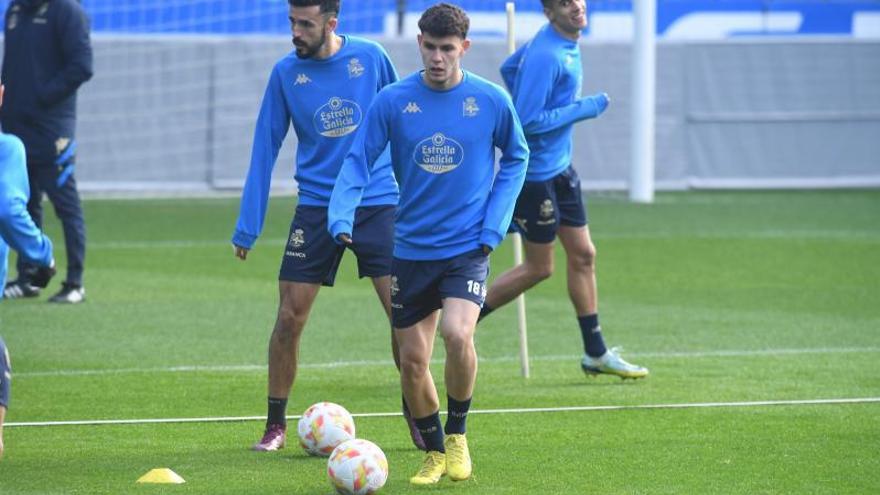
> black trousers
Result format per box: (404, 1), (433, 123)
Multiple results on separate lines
(16, 160), (86, 286)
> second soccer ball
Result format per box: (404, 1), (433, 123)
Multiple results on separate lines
(297, 402), (356, 456)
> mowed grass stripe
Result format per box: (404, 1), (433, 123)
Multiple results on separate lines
(9, 397), (880, 428)
(13, 346), (880, 377)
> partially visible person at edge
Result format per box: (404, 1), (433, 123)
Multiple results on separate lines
(329, 3), (528, 484)
(1, 0), (92, 304)
(232, 0), (426, 453)
(1, 80), (57, 300)
(0, 336), (13, 460)
(481, 0), (649, 380)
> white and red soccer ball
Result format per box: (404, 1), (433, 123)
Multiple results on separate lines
(327, 438), (389, 495)
(297, 402), (356, 456)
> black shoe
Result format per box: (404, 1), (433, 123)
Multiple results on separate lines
(48, 283), (85, 304)
(30, 260), (57, 289)
(3, 279), (41, 299)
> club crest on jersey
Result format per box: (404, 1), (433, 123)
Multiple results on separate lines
(413, 133), (464, 174)
(33, 2), (49, 23)
(295, 73), (312, 85)
(463, 97), (479, 117)
(348, 58), (365, 78)
(289, 229), (305, 248)
(313, 97), (363, 137)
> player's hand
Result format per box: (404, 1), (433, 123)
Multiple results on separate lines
(233, 244), (249, 260)
(336, 233), (353, 245)
(481, 244), (492, 255)
(595, 92), (610, 115)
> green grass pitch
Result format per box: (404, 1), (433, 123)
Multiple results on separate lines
(1, 190), (878, 494)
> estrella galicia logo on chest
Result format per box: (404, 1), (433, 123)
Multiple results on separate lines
(313, 97), (363, 138)
(413, 133), (464, 174)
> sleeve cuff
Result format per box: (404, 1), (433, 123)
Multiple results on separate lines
(479, 230), (504, 251)
(232, 231), (258, 249)
(329, 220), (353, 245)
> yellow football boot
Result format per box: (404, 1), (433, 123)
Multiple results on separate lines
(410, 450), (446, 485)
(444, 434), (472, 481)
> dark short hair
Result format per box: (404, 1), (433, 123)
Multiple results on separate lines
(288, 0), (340, 15)
(418, 3), (469, 39)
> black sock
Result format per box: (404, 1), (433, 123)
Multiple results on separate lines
(414, 412), (445, 452)
(478, 303), (495, 322)
(267, 397), (288, 426)
(444, 395), (472, 435)
(579, 314), (607, 358)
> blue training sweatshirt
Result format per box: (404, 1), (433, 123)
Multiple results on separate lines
(500, 23), (607, 182)
(329, 71), (529, 261)
(0, 133), (53, 296)
(232, 36), (399, 250)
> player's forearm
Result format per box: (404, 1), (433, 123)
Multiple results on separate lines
(523, 95), (607, 136)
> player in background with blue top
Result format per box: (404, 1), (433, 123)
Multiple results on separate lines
(231, 0), (425, 452)
(481, 0), (648, 379)
(1, 81), (57, 301)
(329, 3), (528, 484)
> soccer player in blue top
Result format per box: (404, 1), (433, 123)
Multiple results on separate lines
(329, 3), (528, 484)
(231, 0), (425, 452)
(481, 0), (648, 379)
(1, 81), (57, 302)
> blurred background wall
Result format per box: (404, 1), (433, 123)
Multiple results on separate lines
(1, 0), (878, 193)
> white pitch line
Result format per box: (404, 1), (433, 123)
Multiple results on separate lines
(8, 397), (880, 428)
(13, 346), (880, 378)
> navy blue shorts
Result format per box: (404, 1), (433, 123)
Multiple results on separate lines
(390, 249), (490, 329)
(0, 336), (10, 408)
(509, 165), (588, 244)
(279, 205), (394, 287)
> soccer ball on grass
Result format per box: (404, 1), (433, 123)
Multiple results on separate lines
(297, 402), (356, 456)
(327, 439), (389, 495)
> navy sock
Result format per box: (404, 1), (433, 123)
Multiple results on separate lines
(444, 395), (472, 435)
(478, 303), (495, 322)
(579, 314), (607, 358)
(267, 397), (288, 426)
(414, 412), (445, 452)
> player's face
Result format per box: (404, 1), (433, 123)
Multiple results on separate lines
(288, 5), (334, 59)
(546, 0), (588, 38)
(417, 32), (471, 91)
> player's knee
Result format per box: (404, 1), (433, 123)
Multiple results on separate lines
(399, 352), (430, 380)
(275, 305), (307, 336)
(442, 328), (473, 354)
(569, 242), (596, 269)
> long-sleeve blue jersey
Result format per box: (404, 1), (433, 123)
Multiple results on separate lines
(232, 36), (399, 249)
(0, 133), (53, 297)
(329, 71), (529, 261)
(501, 24), (606, 182)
